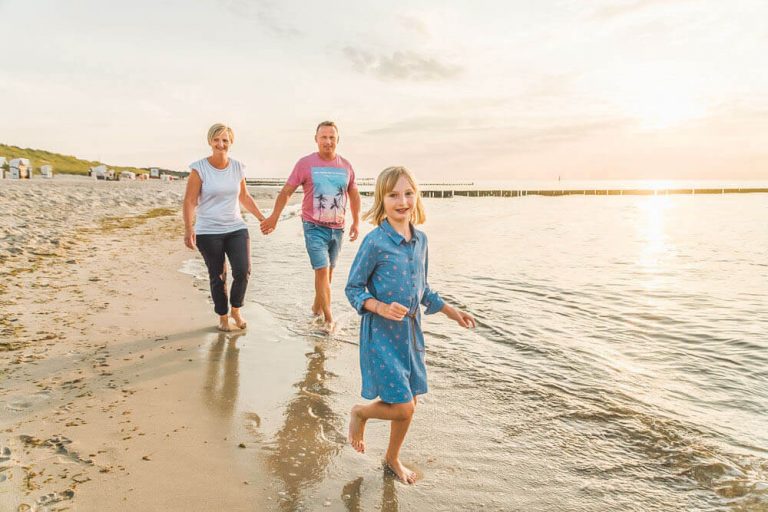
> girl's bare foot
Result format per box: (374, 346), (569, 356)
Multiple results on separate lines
(384, 458), (417, 484)
(348, 405), (367, 453)
(230, 309), (247, 329)
(217, 315), (231, 332)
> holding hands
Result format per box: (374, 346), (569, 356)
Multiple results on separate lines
(260, 214), (278, 235)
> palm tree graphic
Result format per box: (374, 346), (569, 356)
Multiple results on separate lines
(330, 197), (340, 223)
(315, 193), (327, 221)
(335, 185), (346, 214)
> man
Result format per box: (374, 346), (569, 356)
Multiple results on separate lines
(261, 121), (361, 330)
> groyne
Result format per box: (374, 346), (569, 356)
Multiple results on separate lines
(245, 179), (768, 198)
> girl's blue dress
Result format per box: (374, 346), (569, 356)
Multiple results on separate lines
(345, 219), (445, 404)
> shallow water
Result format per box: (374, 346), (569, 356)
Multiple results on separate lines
(191, 193), (768, 510)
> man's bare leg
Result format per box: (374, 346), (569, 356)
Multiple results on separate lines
(314, 266), (333, 326)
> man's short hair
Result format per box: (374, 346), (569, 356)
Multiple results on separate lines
(316, 121), (338, 135)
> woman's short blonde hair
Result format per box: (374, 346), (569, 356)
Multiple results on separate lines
(363, 166), (426, 226)
(207, 123), (235, 145)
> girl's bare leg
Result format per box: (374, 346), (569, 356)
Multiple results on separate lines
(384, 397), (417, 483)
(348, 399), (417, 483)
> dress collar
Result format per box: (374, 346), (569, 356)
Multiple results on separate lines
(381, 218), (420, 245)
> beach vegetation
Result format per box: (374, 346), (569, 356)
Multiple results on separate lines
(0, 143), (183, 177)
(99, 207), (177, 232)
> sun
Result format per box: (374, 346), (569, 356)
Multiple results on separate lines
(605, 64), (709, 130)
(624, 85), (705, 130)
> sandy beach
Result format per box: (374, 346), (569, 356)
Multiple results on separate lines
(0, 178), (296, 510)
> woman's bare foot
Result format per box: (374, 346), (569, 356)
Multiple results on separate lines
(348, 405), (367, 453)
(217, 315), (231, 332)
(230, 308), (247, 329)
(384, 458), (417, 484)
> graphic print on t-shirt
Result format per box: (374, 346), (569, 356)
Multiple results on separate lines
(311, 167), (349, 226)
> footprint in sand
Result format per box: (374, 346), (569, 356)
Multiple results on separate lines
(36, 489), (75, 506)
(0, 446), (10, 463)
(7, 399), (32, 411)
(0, 446), (10, 483)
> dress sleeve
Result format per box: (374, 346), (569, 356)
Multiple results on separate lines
(345, 234), (377, 314)
(420, 245), (445, 315)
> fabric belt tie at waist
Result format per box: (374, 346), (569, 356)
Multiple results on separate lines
(405, 311), (424, 353)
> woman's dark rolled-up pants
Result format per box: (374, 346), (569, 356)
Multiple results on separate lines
(196, 228), (250, 316)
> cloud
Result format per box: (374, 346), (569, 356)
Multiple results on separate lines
(364, 115), (627, 150)
(343, 48), (461, 81)
(219, 0), (300, 36)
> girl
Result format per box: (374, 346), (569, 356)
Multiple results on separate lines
(344, 166), (475, 484)
(183, 123), (266, 332)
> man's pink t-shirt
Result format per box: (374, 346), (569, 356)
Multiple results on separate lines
(286, 153), (358, 229)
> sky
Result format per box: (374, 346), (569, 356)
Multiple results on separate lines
(1, 0), (767, 180)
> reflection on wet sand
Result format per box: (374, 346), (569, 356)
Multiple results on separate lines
(341, 472), (400, 512)
(203, 332), (242, 418)
(267, 343), (343, 510)
(341, 476), (364, 512)
(380, 471), (400, 512)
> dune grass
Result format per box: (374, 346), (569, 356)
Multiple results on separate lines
(0, 143), (156, 176)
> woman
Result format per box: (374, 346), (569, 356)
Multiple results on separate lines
(183, 123), (266, 331)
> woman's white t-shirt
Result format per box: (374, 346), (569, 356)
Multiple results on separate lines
(189, 158), (247, 235)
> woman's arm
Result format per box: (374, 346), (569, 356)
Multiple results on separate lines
(238, 179), (266, 222)
(260, 183), (297, 234)
(183, 170), (202, 249)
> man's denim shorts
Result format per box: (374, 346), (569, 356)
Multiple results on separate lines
(302, 220), (344, 270)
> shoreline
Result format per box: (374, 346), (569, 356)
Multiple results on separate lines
(0, 179), (300, 510)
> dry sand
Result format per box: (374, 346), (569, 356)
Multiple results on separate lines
(0, 177), (301, 510)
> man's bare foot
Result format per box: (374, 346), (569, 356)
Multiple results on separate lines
(320, 321), (336, 334)
(231, 309), (247, 329)
(384, 458), (417, 484)
(217, 315), (231, 332)
(348, 405), (367, 453)
(310, 311), (324, 326)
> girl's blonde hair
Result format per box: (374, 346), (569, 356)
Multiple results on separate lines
(207, 123), (235, 145)
(363, 166), (426, 226)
